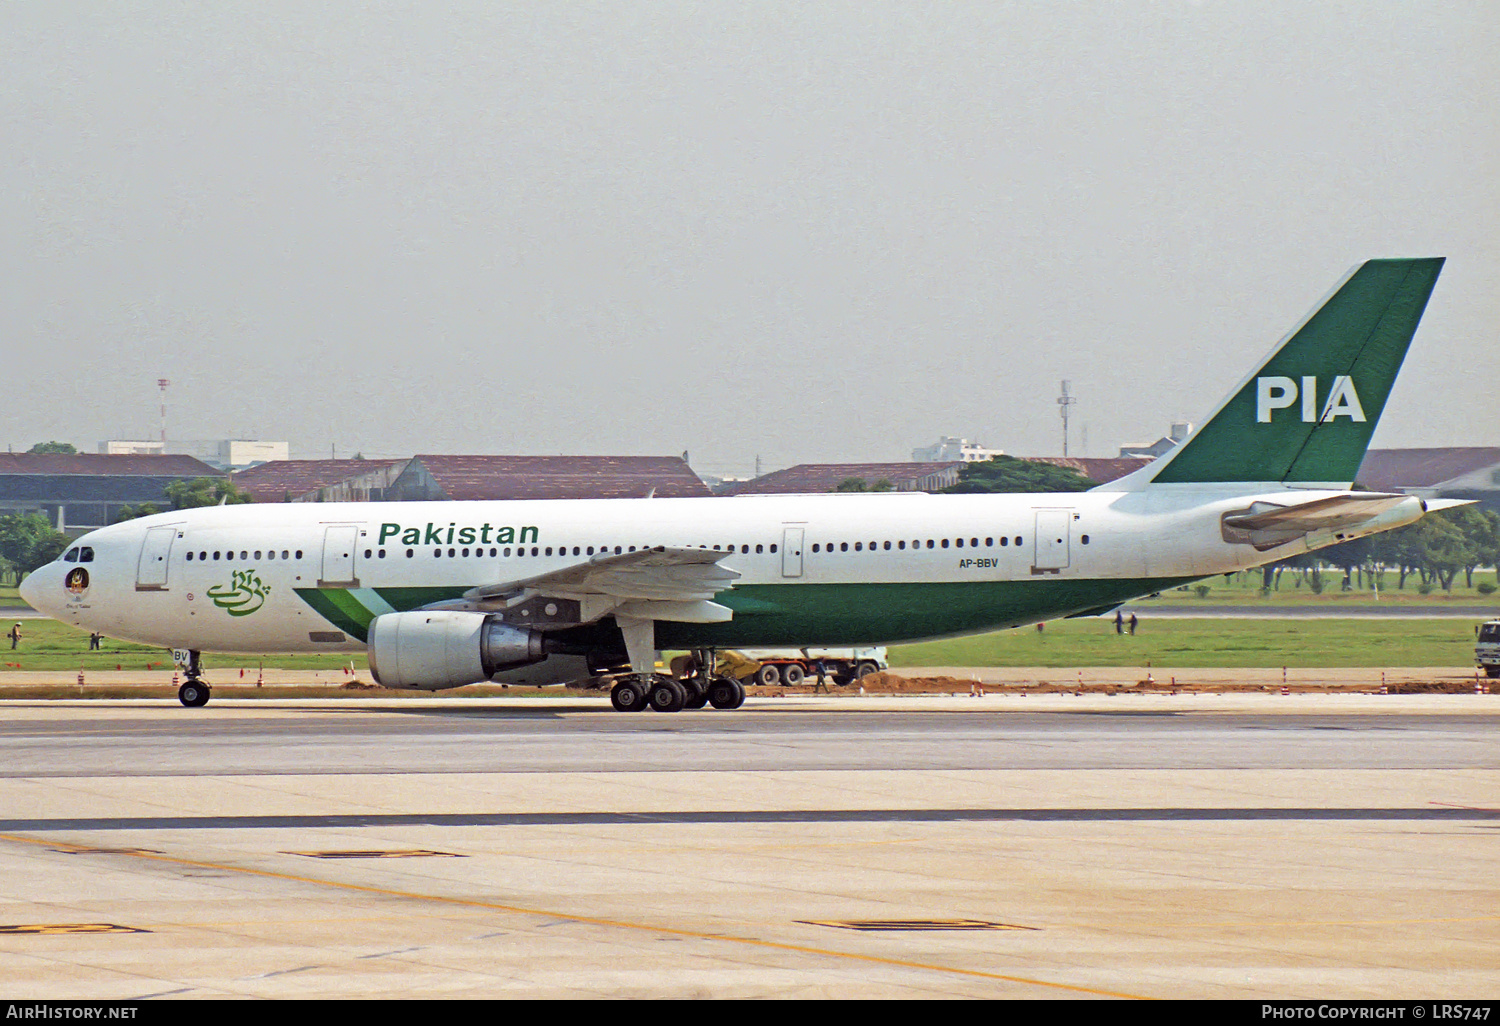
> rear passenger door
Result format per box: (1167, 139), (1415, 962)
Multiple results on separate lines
(1032, 509), (1072, 573)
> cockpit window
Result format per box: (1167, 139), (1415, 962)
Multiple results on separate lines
(63, 548), (78, 562)
(79, 547), (94, 563)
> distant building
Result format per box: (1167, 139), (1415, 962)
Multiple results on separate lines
(730, 462), (963, 494)
(217, 440), (289, 469)
(99, 439), (290, 471)
(1118, 421), (1193, 459)
(911, 437), (1005, 462)
(699, 474), (753, 495)
(231, 459), (407, 503)
(1356, 448), (1500, 513)
(99, 440), (164, 456)
(384, 455), (711, 501)
(0, 453), (220, 535)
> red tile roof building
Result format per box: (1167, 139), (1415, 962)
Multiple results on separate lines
(231, 459), (406, 503)
(727, 462), (964, 495)
(385, 455), (711, 501)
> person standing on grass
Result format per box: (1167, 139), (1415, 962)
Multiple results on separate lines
(1128, 613), (1138, 635)
(8, 623), (20, 649)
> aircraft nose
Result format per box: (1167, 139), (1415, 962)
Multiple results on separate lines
(17, 568), (42, 611)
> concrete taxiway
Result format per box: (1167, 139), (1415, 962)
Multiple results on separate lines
(0, 694), (1495, 999)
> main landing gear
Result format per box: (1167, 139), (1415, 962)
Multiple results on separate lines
(607, 647), (745, 713)
(178, 650), (210, 708)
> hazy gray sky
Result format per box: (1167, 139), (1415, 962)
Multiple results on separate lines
(4, 2), (1495, 477)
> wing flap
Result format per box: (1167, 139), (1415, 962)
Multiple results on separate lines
(446, 547), (740, 625)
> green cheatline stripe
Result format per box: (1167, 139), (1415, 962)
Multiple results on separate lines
(297, 576), (1201, 649)
(373, 586), (467, 609)
(294, 589), (377, 643)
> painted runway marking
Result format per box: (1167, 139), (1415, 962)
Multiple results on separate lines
(0, 806), (1493, 831)
(0, 830), (1150, 1000)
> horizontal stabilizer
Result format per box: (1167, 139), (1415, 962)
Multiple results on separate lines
(1220, 492), (1422, 551)
(1221, 493), (1412, 533)
(1421, 498), (1478, 513)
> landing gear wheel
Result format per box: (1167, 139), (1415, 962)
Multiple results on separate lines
(682, 679), (708, 709)
(649, 677), (687, 712)
(1486, 667), (1500, 679)
(755, 663), (781, 687)
(780, 664), (805, 686)
(178, 681), (210, 708)
(708, 677), (745, 710)
(610, 680), (649, 712)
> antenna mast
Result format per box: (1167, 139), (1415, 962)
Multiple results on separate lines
(157, 378), (170, 451)
(1056, 380), (1077, 457)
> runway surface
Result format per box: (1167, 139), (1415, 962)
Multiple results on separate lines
(0, 695), (1495, 999)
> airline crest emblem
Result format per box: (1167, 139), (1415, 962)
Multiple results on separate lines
(1255, 375), (1366, 424)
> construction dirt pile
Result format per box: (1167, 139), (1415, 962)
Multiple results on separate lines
(755, 671), (1493, 696)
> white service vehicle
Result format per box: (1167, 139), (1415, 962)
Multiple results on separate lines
(1477, 620), (1500, 679)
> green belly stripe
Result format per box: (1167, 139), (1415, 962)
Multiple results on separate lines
(296, 576), (1196, 649)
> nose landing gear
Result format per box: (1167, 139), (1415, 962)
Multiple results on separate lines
(177, 650), (210, 708)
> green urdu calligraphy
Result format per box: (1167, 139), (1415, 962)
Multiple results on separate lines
(206, 569), (272, 617)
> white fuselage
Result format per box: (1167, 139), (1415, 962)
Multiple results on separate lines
(21, 487), (1423, 655)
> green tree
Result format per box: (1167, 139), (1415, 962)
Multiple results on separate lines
(942, 456), (1095, 494)
(164, 477), (253, 509)
(26, 441), (78, 455)
(1449, 506), (1499, 588)
(113, 503), (163, 523)
(0, 513), (70, 582)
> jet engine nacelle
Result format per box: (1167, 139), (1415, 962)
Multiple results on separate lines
(366, 610), (546, 690)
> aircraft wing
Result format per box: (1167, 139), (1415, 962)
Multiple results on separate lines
(1221, 493), (1414, 534)
(421, 547), (740, 626)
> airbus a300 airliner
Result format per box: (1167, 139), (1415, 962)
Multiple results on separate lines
(22, 258), (1458, 712)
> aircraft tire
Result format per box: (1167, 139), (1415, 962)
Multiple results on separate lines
(178, 682), (210, 708)
(648, 678), (687, 713)
(1486, 667), (1500, 679)
(682, 680), (708, 709)
(707, 677), (741, 710)
(610, 680), (648, 712)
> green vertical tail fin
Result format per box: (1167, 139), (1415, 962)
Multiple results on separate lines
(1141, 257), (1444, 487)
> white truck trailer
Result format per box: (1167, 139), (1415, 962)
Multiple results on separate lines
(1477, 620), (1500, 679)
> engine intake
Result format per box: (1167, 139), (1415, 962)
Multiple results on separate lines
(367, 610), (546, 690)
